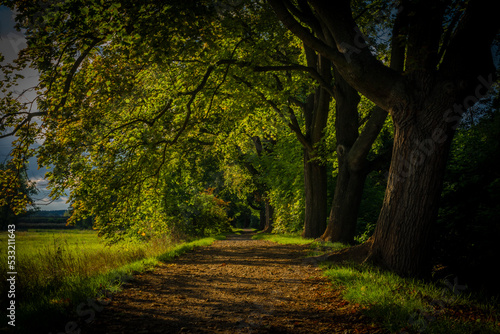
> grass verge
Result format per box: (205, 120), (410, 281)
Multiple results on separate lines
(253, 232), (500, 334)
(322, 262), (499, 333)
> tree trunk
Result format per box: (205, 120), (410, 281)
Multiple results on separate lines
(321, 68), (368, 244)
(258, 205), (266, 231)
(366, 105), (455, 276)
(321, 107), (390, 243)
(302, 149), (328, 238)
(263, 198), (274, 233)
(322, 163), (367, 244)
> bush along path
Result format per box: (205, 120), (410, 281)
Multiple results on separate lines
(78, 230), (386, 334)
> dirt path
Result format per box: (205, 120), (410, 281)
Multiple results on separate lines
(82, 231), (387, 333)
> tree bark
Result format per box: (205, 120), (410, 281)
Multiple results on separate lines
(322, 69), (390, 244)
(320, 68), (361, 243)
(366, 98), (455, 276)
(263, 198), (274, 233)
(299, 50), (332, 239)
(302, 149), (328, 238)
(323, 164), (367, 244)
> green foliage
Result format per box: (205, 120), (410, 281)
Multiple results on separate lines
(168, 188), (233, 238)
(1, 0), (312, 241)
(435, 102), (500, 296)
(262, 132), (305, 234)
(0, 162), (38, 226)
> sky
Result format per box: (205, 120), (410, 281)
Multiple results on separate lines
(1, 6), (69, 211)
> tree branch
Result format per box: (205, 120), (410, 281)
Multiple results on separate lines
(270, 0), (401, 112)
(252, 64), (334, 96)
(233, 75), (314, 152)
(103, 99), (173, 139)
(268, 0), (345, 66)
(347, 106), (387, 171)
(0, 112), (46, 139)
(52, 37), (103, 116)
(171, 59), (231, 144)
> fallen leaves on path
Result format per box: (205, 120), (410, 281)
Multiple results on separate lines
(80, 232), (388, 333)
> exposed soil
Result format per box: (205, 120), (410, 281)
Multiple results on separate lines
(80, 230), (388, 334)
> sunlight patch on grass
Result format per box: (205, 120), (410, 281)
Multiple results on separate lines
(252, 232), (313, 245)
(307, 240), (349, 256)
(321, 262), (500, 333)
(252, 232), (349, 256)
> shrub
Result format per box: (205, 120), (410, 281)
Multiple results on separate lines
(171, 188), (232, 237)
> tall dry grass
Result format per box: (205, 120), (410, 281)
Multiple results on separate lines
(0, 230), (172, 302)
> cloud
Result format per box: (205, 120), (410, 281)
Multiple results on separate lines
(26, 158), (70, 211)
(0, 6), (16, 36)
(0, 6), (25, 63)
(30, 176), (49, 187)
(0, 7), (65, 211)
(35, 196), (70, 211)
(30, 175), (71, 211)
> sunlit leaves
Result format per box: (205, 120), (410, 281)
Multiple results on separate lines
(1, 0), (314, 237)
(0, 161), (37, 218)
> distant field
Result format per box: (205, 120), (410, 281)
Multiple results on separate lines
(0, 229), (171, 296)
(0, 230), (171, 324)
(1, 229), (100, 251)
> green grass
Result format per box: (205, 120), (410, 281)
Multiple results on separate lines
(253, 232), (500, 334)
(0, 230), (169, 297)
(0, 229), (226, 334)
(322, 262), (500, 333)
(252, 232), (348, 255)
(228, 226), (254, 235)
(252, 232), (314, 244)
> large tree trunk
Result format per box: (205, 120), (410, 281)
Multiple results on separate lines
(321, 107), (389, 243)
(321, 69), (379, 244)
(322, 69), (361, 243)
(299, 51), (332, 239)
(269, 0), (498, 278)
(366, 103), (455, 276)
(323, 163), (367, 244)
(302, 149), (328, 238)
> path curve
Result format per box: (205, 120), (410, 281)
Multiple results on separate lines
(82, 230), (386, 333)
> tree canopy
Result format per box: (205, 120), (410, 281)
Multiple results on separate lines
(1, 0), (316, 238)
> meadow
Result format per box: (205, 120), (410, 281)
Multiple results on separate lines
(0, 229), (224, 333)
